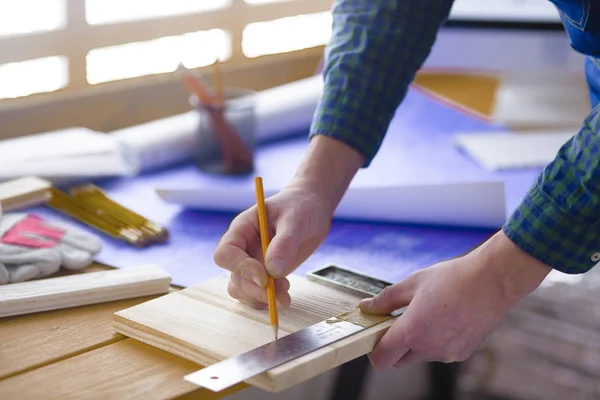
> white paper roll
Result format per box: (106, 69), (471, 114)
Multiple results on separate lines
(111, 75), (324, 174)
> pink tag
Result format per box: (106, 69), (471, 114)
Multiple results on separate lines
(0, 214), (66, 248)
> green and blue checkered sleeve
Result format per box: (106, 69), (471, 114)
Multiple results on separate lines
(309, 0), (455, 167)
(503, 106), (600, 274)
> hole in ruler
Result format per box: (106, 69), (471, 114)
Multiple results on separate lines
(210, 376), (219, 380)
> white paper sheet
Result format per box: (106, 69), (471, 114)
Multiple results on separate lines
(454, 130), (574, 170)
(0, 127), (133, 182)
(156, 180), (507, 229)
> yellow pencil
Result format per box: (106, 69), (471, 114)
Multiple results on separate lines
(254, 176), (279, 339)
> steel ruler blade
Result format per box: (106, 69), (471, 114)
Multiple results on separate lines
(184, 308), (404, 392)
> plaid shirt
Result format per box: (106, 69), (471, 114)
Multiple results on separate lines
(309, 0), (600, 275)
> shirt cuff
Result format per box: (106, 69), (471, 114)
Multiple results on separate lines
(502, 180), (600, 274)
(309, 85), (402, 168)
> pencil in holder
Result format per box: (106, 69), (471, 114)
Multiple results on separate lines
(190, 88), (257, 175)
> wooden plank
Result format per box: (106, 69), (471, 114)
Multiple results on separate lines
(0, 291), (161, 379)
(113, 274), (395, 393)
(0, 339), (247, 399)
(0, 176), (52, 211)
(0, 265), (172, 318)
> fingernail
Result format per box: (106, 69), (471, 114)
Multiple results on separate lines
(359, 298), (372, 307)
(266, 259), (286, 277)
(253, 276), (265, 287)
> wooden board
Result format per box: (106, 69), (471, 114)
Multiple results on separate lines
(0, 176), (52, 211)
(113, 273), (396, 393)
(0, 293), (158, 380)
(0, 339), (246, 400)
(0, 265), (172, 317)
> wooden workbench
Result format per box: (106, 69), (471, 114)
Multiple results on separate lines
(0, 263), (247, 399)
(0, 73), (498, 399)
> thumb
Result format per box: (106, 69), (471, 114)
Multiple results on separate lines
(359, 280), (414, 315)
(265, 213), (301, 278)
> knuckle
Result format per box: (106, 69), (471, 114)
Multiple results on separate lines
(227, 279), (240, 299)
(376, 285), (393, 305)
(231, 258), (248, 279)
(275, 278), (290, 292)
(213, 247), (226, 267)
(407, 268), (425, 282)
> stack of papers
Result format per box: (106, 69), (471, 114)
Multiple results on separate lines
(454, 130), (575, 170)
(0, 127), (133, 182)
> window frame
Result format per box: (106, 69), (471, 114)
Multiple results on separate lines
(0, 0), (329, 99)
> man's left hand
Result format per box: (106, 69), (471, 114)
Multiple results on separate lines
(359, 231), (552, 370)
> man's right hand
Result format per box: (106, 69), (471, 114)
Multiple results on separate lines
(213, 184), (332, 309)
(213, 134), (365, 309)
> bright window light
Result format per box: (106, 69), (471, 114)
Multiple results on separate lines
(242, 12), (331, 58)
(0, 57), (68, 100)
(0, 0), (65, 37)
(86, 30), (231, 85)
(85, 0), (230, 25)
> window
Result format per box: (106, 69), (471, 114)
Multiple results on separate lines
(85, 0), (231, 25)
(0, 0), (66, 37)
(0, 0), (329, 101)
(0, 57), (68, 100)
(86, 29), (231, 84)
(243, 11), (331, 58)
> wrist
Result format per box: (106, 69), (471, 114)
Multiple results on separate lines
(471, 230), (552, 303)
(287, 134), (364, 215)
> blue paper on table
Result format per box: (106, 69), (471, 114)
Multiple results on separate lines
(26, 86), (538, 287)
(154, 87), (542, 227)
(31, 204), (494, 287)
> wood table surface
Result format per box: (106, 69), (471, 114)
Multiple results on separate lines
(0, 72), (498, 399)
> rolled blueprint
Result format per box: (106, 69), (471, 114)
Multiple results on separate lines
(112, 75), (324, 175)
(111, 111), (200, 175)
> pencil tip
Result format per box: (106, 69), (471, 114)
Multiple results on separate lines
(272, 325), (278, 340)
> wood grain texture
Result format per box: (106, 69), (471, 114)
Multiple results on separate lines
(113, 274), (397, 392)
(0, 339), (246, 400)
(0, 292), (159, 379)
(0, 265), (172, 317)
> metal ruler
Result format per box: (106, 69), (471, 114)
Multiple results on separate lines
(184, 264), (402, 392)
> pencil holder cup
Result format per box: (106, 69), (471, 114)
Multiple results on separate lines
(190, 88), (257, 175)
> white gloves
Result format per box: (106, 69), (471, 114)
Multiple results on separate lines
(0, 205), (102, 284)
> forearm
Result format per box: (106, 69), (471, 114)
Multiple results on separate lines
(310, 0), (455, 167)
(289, 135), (364, 215)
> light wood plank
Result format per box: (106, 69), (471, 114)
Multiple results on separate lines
(0, 176), (52, 211)
(0, 339), (246, 399)
(0, 291), (161, 379)
(114, 274), (396, 392)
(0, 265), (172, 318)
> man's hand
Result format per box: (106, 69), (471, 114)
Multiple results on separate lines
(214, 135), (365, 309)
(214, 186), (332, 309)
(359, 231), (552, 370)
